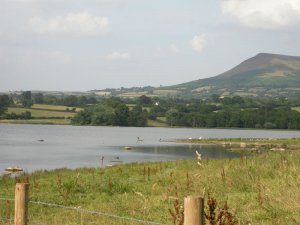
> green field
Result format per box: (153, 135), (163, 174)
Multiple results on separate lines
(292, 106), (300, 112)
(153, 89), (179, 96)
(8, 107), (76, 118)
(0, 119), (71, 125)
(31, 104), (82, 112)
(0, 152), (299, 225)
(119, 92), (157, 98)
(0, 104), (81, 125)
(147, 119), (167, 127)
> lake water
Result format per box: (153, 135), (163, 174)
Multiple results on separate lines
(1, 124), (300, 174)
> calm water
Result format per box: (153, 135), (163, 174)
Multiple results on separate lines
(1, 124), (300, 173)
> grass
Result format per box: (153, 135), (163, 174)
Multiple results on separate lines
(147, 119), (167, 127)
(0, 104), (80, 125)
(0, 119), (71, 125)
(119, 92), (157, 98)
(292, 106), (300, 112)
(7, 107), (76, 118)
(153, 90), (179, 96)
(31, 104), (82, 112)
(1, 152), (299, 225)
(180, 137), (300, 146)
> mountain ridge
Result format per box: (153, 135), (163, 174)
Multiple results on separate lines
(93, 53), (300, 99)
(164, 53), (300, 98)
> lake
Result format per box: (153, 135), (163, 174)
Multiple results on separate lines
(1, 124), (300, 174)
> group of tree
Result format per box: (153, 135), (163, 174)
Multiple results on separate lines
(71, 97), (147, 126)
(0, 95), (12, 115)
(31, 93), (98, 107)
(159, 96), (300, 129)
(165, 106), (300, 129)
(2, 91), (300, 129)
(0, 94), (31, 119)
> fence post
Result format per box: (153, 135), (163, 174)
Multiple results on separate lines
(14, 183), (29, 225)
(184, 196), (204, 225)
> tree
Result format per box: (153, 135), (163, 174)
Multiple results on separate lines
(91, 105), (115, 125)
(114, 104), (129, 126)
(138, 95), (152, 105)
(0, 95), (11, 115)
(71, 111), (92, 125)
(166, 108), (178, 126)
(20, 91), (33, 108)
(128, 105), (147, 126)
(33, 93), (44, 104)
(63, 95), (79, 107)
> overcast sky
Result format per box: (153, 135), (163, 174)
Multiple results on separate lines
(1, 0), (300, 91)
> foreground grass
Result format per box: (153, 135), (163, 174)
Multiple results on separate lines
(1, 152), (299, 225)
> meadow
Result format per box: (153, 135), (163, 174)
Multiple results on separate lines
(7, 107), (75, 118)
(31, 104), (82, 112)
(0, 118), (71, 125)
(1, 152), (299, 225)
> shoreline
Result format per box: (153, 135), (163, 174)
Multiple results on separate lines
(175, 137), (300, 154)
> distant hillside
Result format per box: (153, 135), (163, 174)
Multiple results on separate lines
(165, 53), (300, 98)
(92, 53), (300, 99)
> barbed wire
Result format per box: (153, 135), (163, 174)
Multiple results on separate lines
(0, 198), (14, 201)
(0, 198), (169, 225)
(0, 218), (13, 221)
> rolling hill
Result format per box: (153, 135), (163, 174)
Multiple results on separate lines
(93, 53), (300, 99)
(165, 53), (300, 98)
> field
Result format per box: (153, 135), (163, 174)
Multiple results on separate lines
(119, 92), (157, 98)
(31, 104), (82, 112)
(7, 107), (76, 118)
(0, 104), (82, 125)
(292, 106), (300, 112)
(0, 119), (71, 125)
(147, 119), (167, 127)
(1, 152), (299, 225)
(153, 90), (179, 96)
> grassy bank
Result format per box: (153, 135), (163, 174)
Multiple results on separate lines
(178, 138), (300, 154)
(1, 152), (299, 224)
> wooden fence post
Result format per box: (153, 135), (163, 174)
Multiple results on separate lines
(14, 183), (29, 225)
(184, 196), (204, 225)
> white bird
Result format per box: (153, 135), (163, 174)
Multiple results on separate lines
(195, 151), (202, 161)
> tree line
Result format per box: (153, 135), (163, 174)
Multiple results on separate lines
(2, 91), (300, 129)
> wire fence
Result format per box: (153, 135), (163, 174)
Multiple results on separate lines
(0, 197), (169, 225)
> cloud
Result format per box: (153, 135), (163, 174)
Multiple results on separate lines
(221, 0), (300, 29)
(107, 51), (130, 60)
(170, 44), (179, 53)
(28, 11), (109, 36)
(190, 35), (207, 53)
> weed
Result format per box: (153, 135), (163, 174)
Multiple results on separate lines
(205, 193), (238, 225)
(221, 167), (226, 184)
(168, 186), (184, 225)
(185, 172), (193, 191)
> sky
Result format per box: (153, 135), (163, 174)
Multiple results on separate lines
(1, 0), (300, 91)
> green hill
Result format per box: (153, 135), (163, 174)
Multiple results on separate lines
(169, 53), (300, 98)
